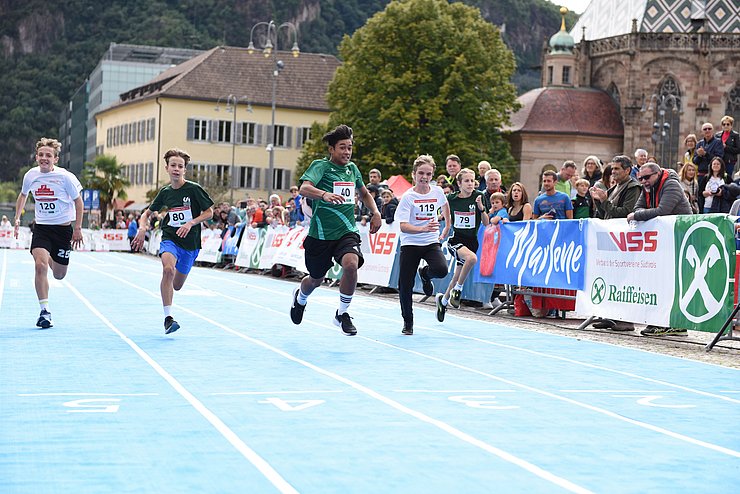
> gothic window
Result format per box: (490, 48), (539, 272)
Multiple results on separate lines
(607, 82), (621, 112)
(726, 85), (740, 126)
(653, 77), (682, 167)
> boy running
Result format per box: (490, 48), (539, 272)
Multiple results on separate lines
(132, 148), (214, 334)
(289, 124), (381, 335)
(14, 137), (84, 328)
(437, 168), (489, 321)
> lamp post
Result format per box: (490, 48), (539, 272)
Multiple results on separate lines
(215, 95), (251, 204)
(642, 93), (680, 167)
(247, 20), (300, 197)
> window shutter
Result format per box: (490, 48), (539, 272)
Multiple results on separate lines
(256, 124), (263, 145)
(266, 125), (274, 146)
(294, 127), (302, 148)
(285, 126), (292, 148)
(149, 118), (156, 140)
(186, 118), (195, 141)
(235, 122), (243, 144)
(254, 168), (261, 189)
(284, 170), (291, 190)
(209, 120), (217, 142)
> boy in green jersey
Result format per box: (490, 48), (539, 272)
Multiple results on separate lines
(289, 124), (381, 335)
(132, 148), (214, 334)
(436, 168), (489, 321)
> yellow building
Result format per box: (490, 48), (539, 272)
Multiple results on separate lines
(95, 46), (341, 206)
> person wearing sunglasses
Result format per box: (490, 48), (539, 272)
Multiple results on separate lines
(716, 116), (740, 181)
(627, 163), (692, 337)
(693, 122), (725, 211)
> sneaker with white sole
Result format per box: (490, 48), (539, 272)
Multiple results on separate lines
(164, 316), (180, 334)
(449, 289), (461, 309)
(36, 309), (53, 329)
(290, 287), (306, 325)
(334, 311), (357, 335)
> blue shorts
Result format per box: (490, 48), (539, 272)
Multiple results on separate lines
(158, 240), (199, 275)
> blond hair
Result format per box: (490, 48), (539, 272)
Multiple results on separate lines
(36, 137), (62, 156)
(455, 168), (477, 183)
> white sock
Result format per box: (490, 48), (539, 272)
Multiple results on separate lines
(441, 296), (449, 307)
(297, 288), (309, 306)
(163, 305), (172, 317)
(454, 283), (463, 291)
(39, 299), (49, 312)
(338, 293), (352, 315)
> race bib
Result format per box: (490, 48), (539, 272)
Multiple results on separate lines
(333, 181), (355, 205)
(453, 211), (475, 229)
(414, 199), (436, 221)
(168, 206), (193, 227)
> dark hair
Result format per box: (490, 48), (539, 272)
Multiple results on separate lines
(163, 148), (191, 166)
(322, 124), (353, 147)
(445, 154), (461, 165)
(610, 155), (632, 171)
(542, 170), (558, 180)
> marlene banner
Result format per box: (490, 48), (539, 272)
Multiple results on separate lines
(474, 219), (587, 290)
(574, 215), (735, 330)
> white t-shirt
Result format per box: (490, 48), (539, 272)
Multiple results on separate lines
(704, 176), (724, 210)
(396, 185), (448, 246)
(21, 166), (83, 225)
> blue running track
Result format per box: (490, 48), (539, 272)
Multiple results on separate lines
(1, 249), (739, 493)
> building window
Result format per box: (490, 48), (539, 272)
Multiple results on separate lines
(272, 168), (292, 190)
(547, 66), (553, 85)
(238, 166), (261, 189)
(107, 128), (112, 148)
(147, 162), (154, 184)
(137, 163), (145, 185)
(562, 66), (570, 85)
(217, 120), (232, 143)
(129, 123), (136, 144)
(296, 126), (311, 148)
(726, 84), (740, 127)
(147, 118), (156, 141)
(653, 77), (682, 167)
(138, 120), (145, 142)
(190, 119), (208, 141)
(122, 123), (128, 145)
(239, 122), (257, 144)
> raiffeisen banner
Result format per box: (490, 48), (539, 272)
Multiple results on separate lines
(575, 215), (735, 330)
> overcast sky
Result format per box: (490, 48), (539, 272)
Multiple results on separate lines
(548, 0), (591, 14)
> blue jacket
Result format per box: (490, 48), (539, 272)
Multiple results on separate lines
(693, 136), (725, 174)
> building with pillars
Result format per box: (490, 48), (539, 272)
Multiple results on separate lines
(505, 0), (740, 194)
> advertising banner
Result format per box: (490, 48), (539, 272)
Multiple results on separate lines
(235, 227), (266, 269)
(357, 222), (401, 286)
(475, 219), (587, 290)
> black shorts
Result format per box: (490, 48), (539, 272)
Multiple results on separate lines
(303, 232), (364, 280)
(30, 223), (73, 266)
(448, 236), (479, 266)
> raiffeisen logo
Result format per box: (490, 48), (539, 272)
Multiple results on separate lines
(590, 277), (657, 305)
(677, 221), (729, 323)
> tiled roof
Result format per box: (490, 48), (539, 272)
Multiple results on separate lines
(113, 46), (341, 112)
(505, 87), (623, 137)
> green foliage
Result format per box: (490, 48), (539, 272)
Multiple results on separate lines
(81, 154), (130, 220)
(328, 0), (520, 180)
(0, 182), (19, 203)
(295, 121), (331, 183)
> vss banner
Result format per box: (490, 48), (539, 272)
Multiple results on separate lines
(575, 218), (675, 325)
(670, 215), (735, 332)
(475, 220), (586, 289)
(268, 226), (308, 273)
(357, 221), (401, 286)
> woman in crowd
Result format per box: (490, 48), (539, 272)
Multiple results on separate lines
(717, 116), (740, 181)
(702, 156), (726, 213)
(581, 156), (602, 187)
(679, 162), (699, 214)
(503, 182), (532, 222)
(379, 188), (398, 224)
(683, 134), (697, 165)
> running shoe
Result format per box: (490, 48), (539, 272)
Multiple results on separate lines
(333, 311), (357, 335)
(164, 316), (180, 334)
(36, 309), (53, 329)
(449, 288), (462, 308)
(402, 322), (413, 335)
(435, 293), (446, 322)
(418, 266), (433, 297)
(290, 287), (306, 325)
(640, 325), (686, 337)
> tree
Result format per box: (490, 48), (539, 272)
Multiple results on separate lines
(81, 154), (130, 221)
(327, 0), (520, 179)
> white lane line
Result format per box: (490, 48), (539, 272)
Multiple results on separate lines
(82, 261), (740, 459)
(78, 264), (593, 494)
(18, 393), (159, 396)
(212, 390), (342, 396)
(180, 272), (740, 460)
(395, 390), (515, 393)
(63, 281), (299, 494)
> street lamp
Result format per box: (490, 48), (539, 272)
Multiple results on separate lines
(215, 95), (252, 204)
(642, 93), (680, 167)
(247, 20), (300, 197)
